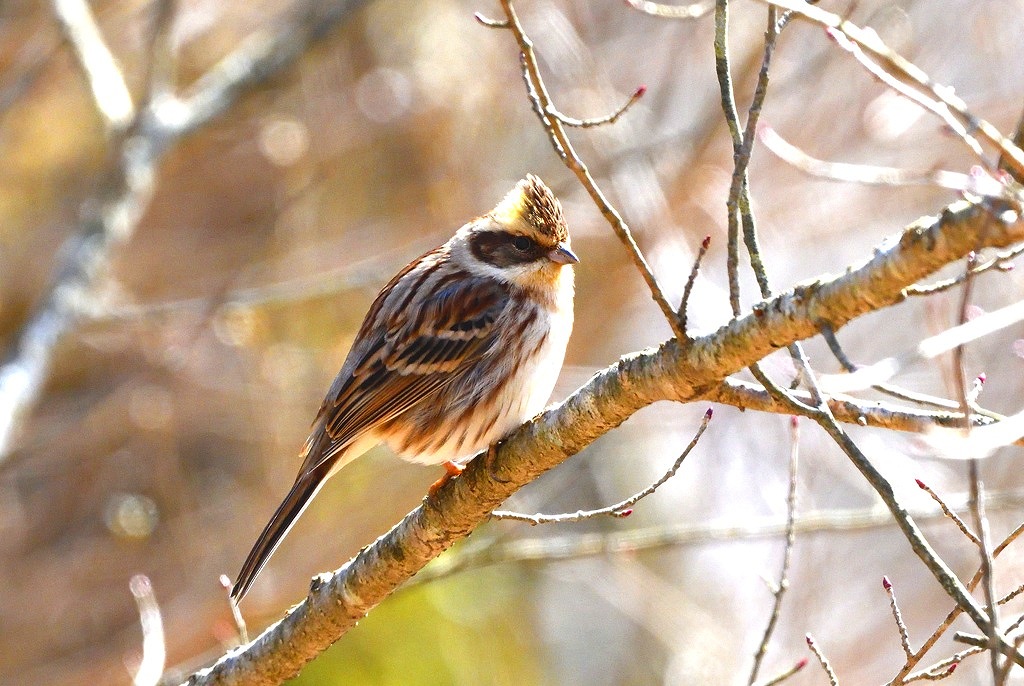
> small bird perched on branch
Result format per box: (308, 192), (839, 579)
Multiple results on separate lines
(231, 175), (579, 602)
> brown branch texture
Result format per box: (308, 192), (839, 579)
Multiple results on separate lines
(185, 199), (1024, 685)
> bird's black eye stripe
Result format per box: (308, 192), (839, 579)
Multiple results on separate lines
(470, 231), (546, 267)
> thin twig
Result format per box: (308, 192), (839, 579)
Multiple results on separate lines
(624, 0), (715, 19)
(219, 574), (249, 645)
(492, 409), (712, 524)
(754, 658), (807, 686)
(995, 630), (1024, 685)
(548, 85), (647, 129)
(413, 488), (1024, 587)
(1006, 612), (1024, 634)
(473, 11), (509, 28)
(135, 0), (178, 118)
(953, 632), (999, 650)
(709, 378), (1024, 447)
(907, 660), (960, 682)
(754, 0), (1024, 177)
(818, 324), (998, 414)
(970, 468), (1003, 677)
(884, 576), (915, 659)
(888, 518), (1024, 683)
(952, 249), (1003, 679)
(129, 574), (166, 686)
(679, 235), (711, 330)
(715, 0), (743, 316)
(814, 299), (1024, 415)
(494, 0), (686, 340)
(904, 650), (969, 683)
(735, 5), (782, 300)
(905, 245), (1022, 297)
(805, 634), (839, 686)
(999, 584), (1024, 606)
(759, 124), (1021, 202)
(748, 416), (800, 684)
(915, 479), (980, 545)
(51, 0), (134, 132)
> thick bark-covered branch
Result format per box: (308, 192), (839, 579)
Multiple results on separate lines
(184, 199), (1023, 686)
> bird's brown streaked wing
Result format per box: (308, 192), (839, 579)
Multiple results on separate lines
(301, 276), (510, 476)
(232, 273), (509, 601)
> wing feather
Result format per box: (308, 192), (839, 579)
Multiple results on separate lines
(298, 269), (509, 477)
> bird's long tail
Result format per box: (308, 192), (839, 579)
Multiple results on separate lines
(231, 470), (327, 603)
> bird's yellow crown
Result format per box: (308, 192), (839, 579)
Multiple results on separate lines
(491, 174), (569, 245)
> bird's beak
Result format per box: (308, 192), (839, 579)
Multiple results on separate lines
(547, 242), (580, 265)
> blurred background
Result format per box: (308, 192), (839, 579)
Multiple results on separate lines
(1, 0), (1024, 684)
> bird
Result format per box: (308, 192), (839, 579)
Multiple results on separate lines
(231, 175), (578, 602)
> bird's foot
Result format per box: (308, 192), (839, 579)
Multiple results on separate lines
(483, 441), (513, 483)
(428, 460), (465, 496)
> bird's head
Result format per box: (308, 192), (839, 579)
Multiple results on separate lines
(454, 175), (578, 292)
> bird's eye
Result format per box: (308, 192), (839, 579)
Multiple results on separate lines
(511, 236), (533, 252)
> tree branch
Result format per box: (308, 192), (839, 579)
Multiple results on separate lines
(183, 199), (1024, 685)
(411, 488), (1024, 586)
(0, 0), (369, 459)
(707, 378), (1024, 447)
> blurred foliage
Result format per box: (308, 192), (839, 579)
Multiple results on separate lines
(293, 569), (547, 686)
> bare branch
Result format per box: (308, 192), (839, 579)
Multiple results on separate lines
(129, 575), (166, 686)
(915, 480), (980, 545)
(0, 0), (369, 460)
(887, 514), (1024, 682)
(805, 634), (839, 686)
(51, 0), (134, 132)
(905, 246), (1021, 296)
(748, 416), (800, 684)
(494, 0), (687, 340)
(754, 0), (1024, 177)
(906, 658), (962, 682)
(679, 235), (712, 330)
(182, 199), (1024, 685)
(759, 124), (1021, 201)
(219, 575), (249, 646)
(548, 85), (647, 129)
(413, 489), (1024, 587)
(707, 378), (1024, 447)
(818, 323), (1002, 416)
(492, 408), (712, 524)
(625, 0), (715, 19)
(884, 576), (915, 659)
(950, 249), (1003, 679)
(815, 297), (1024, 405)
(754, 658), (807, 686)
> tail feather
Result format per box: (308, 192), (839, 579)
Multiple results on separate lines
(231, 473), (326, 603)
